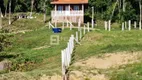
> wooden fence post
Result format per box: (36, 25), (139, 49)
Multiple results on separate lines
(71, 35), (74, 51)
(78, 19), (81, 31)
(122, 22), (124, 31)
(76, 32), (79, 42)
(139, 21), (141, 30)
(104, 21), (107, 30)
(108, 20), (111, 31)
(128, 20), (131, 31)
(67, 42), (71, 66)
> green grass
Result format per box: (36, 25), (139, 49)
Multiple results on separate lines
(2, 28), (77, 72)
(0, 13), (78, 79)
(1, 13), (142, 79)
(74, 30), (142, 60)
(73, 29), (142, 80)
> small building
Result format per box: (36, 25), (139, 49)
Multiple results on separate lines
(51, 0), (88, 23)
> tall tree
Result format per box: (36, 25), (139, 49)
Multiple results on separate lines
(30, 0), (34, 17)
(4, 0), (8, 17)
(9, 0), (11, 25)
(139, 0), (142, 30)
(44, 0), (47, 23)
(0, 8), (2, 29)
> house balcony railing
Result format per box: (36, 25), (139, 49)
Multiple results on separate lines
(51, 10), (84, 17)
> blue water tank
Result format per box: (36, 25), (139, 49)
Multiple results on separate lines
(52, 28), (62, 33)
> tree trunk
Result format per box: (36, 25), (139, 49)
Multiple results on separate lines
(9, 0), (11, 25)
(110, 0), (118, 20)
(139, 0), (142, 30)
(0, 8), (2, 29)
(44, 0), (47, 23)
(5, 4), (8, 17)
(30, 0), (34, 17)
(123, 0), (126, 12)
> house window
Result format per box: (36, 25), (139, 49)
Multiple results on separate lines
(58, 6), (63, 11)
(73, 5), (79, 10)
(65, 6), (69, 11)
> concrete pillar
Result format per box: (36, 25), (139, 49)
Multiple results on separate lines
(128, 20), (131, 31)
(104, 21), (107, 30)
(122, 22), (124, 31)
(139, 21), (141, 30)
(108, 20), (111, 31)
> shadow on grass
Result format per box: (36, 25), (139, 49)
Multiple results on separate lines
(0, 54), (17, 62)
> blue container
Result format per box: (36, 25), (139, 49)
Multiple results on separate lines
(52, 28), (62, 33)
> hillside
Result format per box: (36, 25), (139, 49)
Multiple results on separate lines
(0, 13), (142, 80)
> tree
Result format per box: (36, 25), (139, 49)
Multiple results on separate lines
(30, 0), (34, 17)
(9, 0), (11, 25)
(0, 8), (2, 29)
(44, 0), (47, 23)
(139, 0), (142, 29)
(4, 0), (8, 17)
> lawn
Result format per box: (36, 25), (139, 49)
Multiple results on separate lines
(75, 30), (142, 60)
(73, 29), (142, 80)
(0, 13), (78, 79)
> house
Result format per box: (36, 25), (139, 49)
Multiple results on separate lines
(51, 0), (88, 23)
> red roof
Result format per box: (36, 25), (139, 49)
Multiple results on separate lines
(51, 0), (88, 4)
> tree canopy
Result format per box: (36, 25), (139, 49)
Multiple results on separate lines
(0, 0), (141, 22)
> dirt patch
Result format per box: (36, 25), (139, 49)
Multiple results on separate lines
(69, 71), (109, 80)
(40, 74), (62, 80)
(39, 73), (109, 80)
(74, 51), (141, 69)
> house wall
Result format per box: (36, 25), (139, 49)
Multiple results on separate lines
(51, 4), (85, 23)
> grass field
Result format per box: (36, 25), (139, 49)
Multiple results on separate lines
(0, 13), (78, 79)
(1, 13), (142, 80)
(75, 30), (142, 60)
(72, 29), (142, 80)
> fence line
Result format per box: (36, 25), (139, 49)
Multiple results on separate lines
(61, 35), (75, 80)
(61, 22), (92, 80)
(48, 21), (55, 29)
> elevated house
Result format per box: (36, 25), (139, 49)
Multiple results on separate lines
(51, 0), (88, 23)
